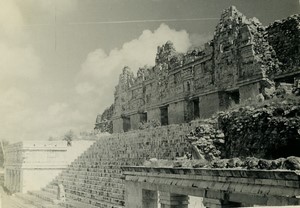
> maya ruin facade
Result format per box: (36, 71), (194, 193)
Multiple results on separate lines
(3, 5), (300, 208)
(95, 6), (300, 133)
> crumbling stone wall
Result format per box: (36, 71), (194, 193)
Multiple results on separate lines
(94, 104), (114, 133)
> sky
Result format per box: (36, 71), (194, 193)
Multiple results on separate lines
(0, 0), (299, 142)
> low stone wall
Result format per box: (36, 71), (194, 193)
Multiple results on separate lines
(122, 166), (300, 207)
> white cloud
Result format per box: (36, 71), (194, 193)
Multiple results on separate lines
(189, 33), (213, 48)
(0, 0), (81, 141)
(48, 103), (69, 116)
(76, 82), (95, 95)
(79, 24), (191, 81)
(77, 24), (192, 115)
(0, 0), (41, 85)
(0, 43), (41, 82)
(0, 1), (210, 142)
(0, 0), (42, 141)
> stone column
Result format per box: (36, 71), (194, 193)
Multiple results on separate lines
(12, 171), (15, 192)
(8, 170), (11, 191)
(159, 192), (189, 208)
(142, 189), (158, 208)
(125, 181), (158, 208)
(16, 171), (20, 192)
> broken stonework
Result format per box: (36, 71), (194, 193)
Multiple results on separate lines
(186, 120), (224, 161)
(94, 104), (114, 133)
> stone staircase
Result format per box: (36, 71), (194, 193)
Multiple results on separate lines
(3, 124), (195, 208)
(2, 191), (63, 208)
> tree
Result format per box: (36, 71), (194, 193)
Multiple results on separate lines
(63, 130), (75, 146)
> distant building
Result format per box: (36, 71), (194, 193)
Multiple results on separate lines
(4, 140), (94, 193)
(4, 141), (68, 193)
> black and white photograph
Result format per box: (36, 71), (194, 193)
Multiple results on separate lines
(0, 0), (300, 207)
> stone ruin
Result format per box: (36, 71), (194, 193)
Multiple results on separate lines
(94, 6), (300, 134)
(94, 104), (114, 134)
(4, 6), (300, 208)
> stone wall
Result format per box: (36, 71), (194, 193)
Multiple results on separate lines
(106, 6), (300, 133)
(199, 92), (220, 118)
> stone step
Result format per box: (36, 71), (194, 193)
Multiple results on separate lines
(60, 199), (99, 208)
(28, 190), (58, 204)
(2, 194), (38, 208)
(15, 192), (63, 208)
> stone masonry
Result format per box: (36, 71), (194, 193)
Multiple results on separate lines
(95, 6), (300, 133)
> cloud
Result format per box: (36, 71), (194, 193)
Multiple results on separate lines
(48, 103), (69, 116)
(0, 0), (42, 141)
(0, 0), (81, 142)
(77, 24), (192, 115)
(79, 24), (191, 81)
(0, 0), (24, 40)
(0, 1), (211, 142)
(76, 82), (95, 95)
(0, 0), (41, 86)
(189, 33), (213, 48)
(0, 43), (41, 83)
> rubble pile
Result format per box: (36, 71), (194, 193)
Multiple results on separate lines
(186, 120), (225, 161)
(218, 99), (300, 159)
(144, 156), (300, 170)
(267, 14), (300, 75)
